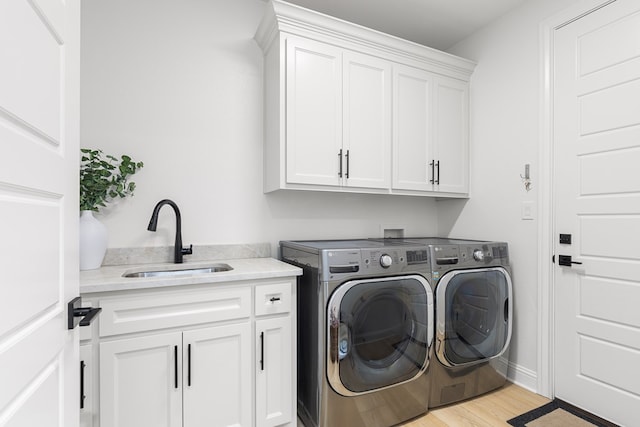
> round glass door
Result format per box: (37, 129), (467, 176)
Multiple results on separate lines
(435, 267), (512, 367)
(327, 275), (433, 396)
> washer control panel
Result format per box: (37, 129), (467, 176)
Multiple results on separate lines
(429, 242), (510, 281)
(322, 247), (429, 279)
(459, 244), (509, 264)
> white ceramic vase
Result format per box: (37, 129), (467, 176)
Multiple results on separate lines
(79, 210), (108, 270)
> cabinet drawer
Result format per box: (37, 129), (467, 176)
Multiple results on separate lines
(99, 287), (251, 337)
(255, 282), (292, 316)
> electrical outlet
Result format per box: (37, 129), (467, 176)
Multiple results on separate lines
(380, 225), (405, 238)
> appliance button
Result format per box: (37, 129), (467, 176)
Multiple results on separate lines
(473, 250), (485, 261)
(380, 254), (393, 268)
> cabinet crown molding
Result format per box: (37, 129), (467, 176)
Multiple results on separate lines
(254, 0), (476, 81)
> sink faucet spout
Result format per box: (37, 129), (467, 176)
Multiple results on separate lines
(147, 199), (193, 263)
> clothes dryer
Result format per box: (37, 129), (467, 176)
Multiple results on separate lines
(280, 239), (434, 427)
(406, 238), (513, 408)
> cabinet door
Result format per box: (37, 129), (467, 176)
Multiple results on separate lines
(392, 64), (434, 191)
(100, 332), (182, 427)
(80, 344), (94, 427)
(256, 316), (293, 427)
(183, 323), (252, 427)
(433, 76), (469, 194)
(286, 36), (343, 187)
(343, 51), (391, 189)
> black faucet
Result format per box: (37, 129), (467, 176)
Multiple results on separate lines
(147, 199), (193, 263)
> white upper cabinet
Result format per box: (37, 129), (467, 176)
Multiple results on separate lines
(392, 66), (469, 194)
(343, 51), (392, 189)
(392, 64), (434, 192)
(284, 37), (391, 190)
(285, 37), (342, 187)
(433, 76), (469, 194)
(256, 0), (475, 197)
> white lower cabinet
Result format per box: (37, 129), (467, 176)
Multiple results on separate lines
(80, 344), (96, 427)
(100, 324), (252, 427)
(100, 332), (183, 427)
(256, 317), (291, 427)
(84, 277), (296, 427)
(183, 324), (252, 427)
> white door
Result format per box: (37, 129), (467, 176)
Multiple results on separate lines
(343, 51), (391, 189)
(183, 323), (252, 427)
(433, 76), (469, 194)
(256, 316), (292, 427)
(553, 1), (640, 425)
(100, 333), (183, 427)
(392, 64), (434, 192)
(285, 36), (342, 187)
(0, 0), (80, 425)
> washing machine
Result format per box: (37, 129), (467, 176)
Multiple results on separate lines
(280, 239), (434, 427)
(407, 238), (513, 408)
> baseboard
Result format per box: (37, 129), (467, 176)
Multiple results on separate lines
(502, 357), (538, 393)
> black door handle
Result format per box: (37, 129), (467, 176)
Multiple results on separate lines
(260, 332), (264, 371)
(80, 360), (86, 409)
(68, 297), (102, 329)
(558, 255), (582, 266)
(345, 150), (350, 179)
(429, 160), (435, 184)
(187, 343), (191, 387)
(174, 345), (178, 389)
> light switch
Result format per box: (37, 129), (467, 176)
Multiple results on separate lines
(521, 201), (534, 220)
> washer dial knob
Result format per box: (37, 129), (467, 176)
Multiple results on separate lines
(473, 250), (485, 261)
(380, 254), (393, 268)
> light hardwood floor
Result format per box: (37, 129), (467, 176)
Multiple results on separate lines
(297, 382), (550, 426)
(401, 382), (550, 426)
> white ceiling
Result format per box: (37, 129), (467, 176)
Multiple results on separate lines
(282, 0), (527, 51)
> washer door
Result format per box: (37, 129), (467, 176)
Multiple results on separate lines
(327, 275), (434, 396)
(435, 267), (512, 367)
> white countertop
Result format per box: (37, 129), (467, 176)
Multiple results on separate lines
(80, 257), (302, 293)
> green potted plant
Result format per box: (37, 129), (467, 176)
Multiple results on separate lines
(79, 148), (143, 270)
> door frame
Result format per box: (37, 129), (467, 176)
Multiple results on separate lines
(537, 0), (616, 399)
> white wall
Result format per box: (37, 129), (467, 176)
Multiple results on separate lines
(81, 0), (586, 394)
(80, 0), (438, 253)
(442, 0), (578, 389)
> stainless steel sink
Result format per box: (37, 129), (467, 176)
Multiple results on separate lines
(123, 263), (233, 278)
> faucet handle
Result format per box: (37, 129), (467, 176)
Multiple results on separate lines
(181, 244), (193, 256)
